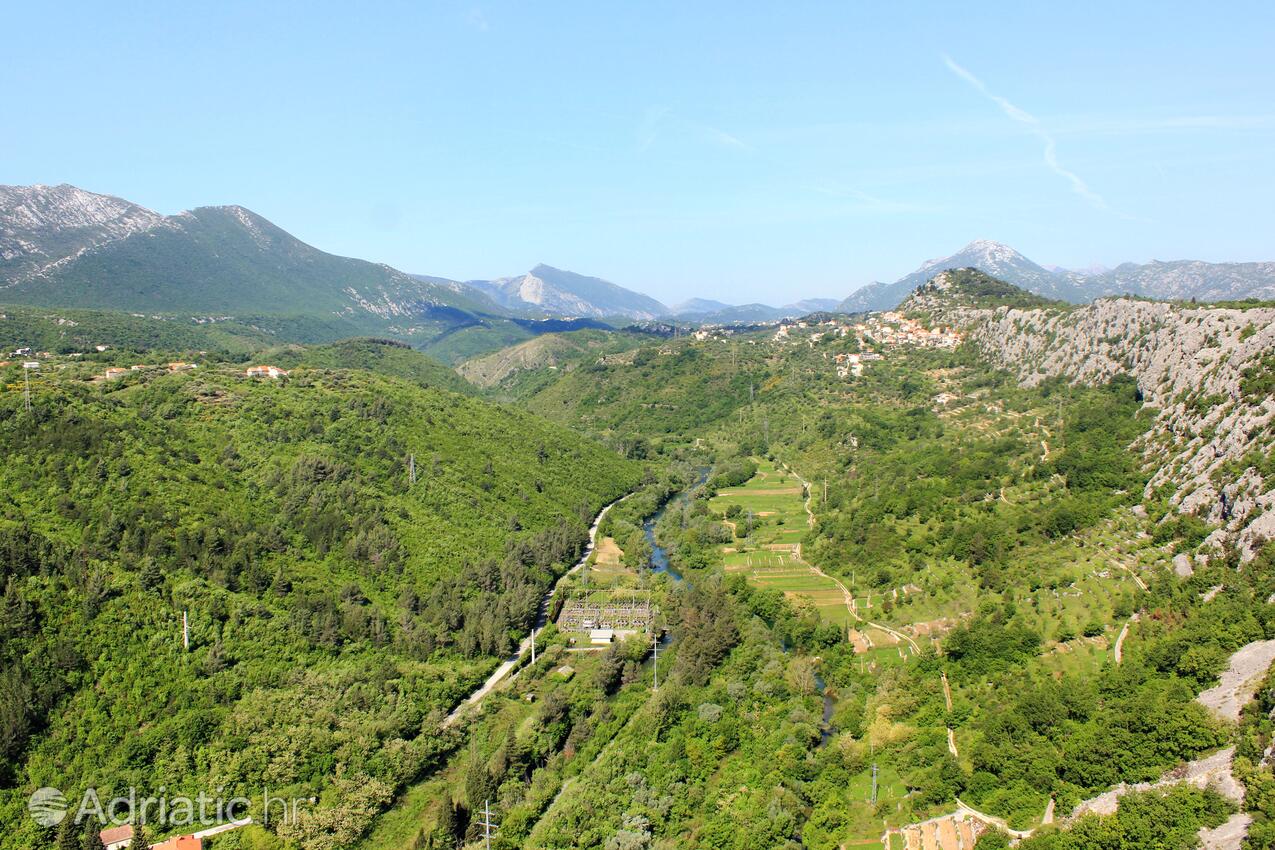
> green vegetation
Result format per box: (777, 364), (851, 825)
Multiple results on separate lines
(1008, 786), (1233, 850)
(265, 338), (474, 395)
(0, 366), (639, 849)
(0, 304), (277, 354)
(4, 269), (1272, 850)
(917, 268), (1067, 310)
(1241, 354), (1275, 403)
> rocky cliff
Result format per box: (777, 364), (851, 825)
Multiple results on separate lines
(905, 270), (1275, 561)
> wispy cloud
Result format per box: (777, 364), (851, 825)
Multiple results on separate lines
(637, 105), (671, 152)
(696, 124), (753, 152)
(636, 107), (752, 153)
(942, 54), (1109, 211)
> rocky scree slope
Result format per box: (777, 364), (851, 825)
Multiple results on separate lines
(0, 183), (164, 283)
(905, 269), (1275, 560)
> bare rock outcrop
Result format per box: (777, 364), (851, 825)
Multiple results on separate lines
(907, 274), (1275, 560)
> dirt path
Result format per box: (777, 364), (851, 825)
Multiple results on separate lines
(1114, 614), (1138, 665)
(782, 463), (920, 655)
(1035, 417), (1053, 462)
(953, 798), (1035, 839)
(443, 493), (630, 728)
(1055, 638), (1275, 847)
(1120, 563), (1148, 592)
(1197, 639), (1275, 722)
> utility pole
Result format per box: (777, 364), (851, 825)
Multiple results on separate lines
(22, 361), (37, 413)
(823, 478), (828, 504)
(408, 453), (416, 486)
(871, 763), (879, 805)
(479, 799), (497, 850)
(182, 610), (189, 651)
(530, 627), (536, 665)
(652, 631), (660, 691)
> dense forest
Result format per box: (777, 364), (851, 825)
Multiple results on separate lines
(0, 365), (639, 848)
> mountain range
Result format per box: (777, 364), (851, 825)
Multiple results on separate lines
(461, 264), (668, 320)
(839, 238), (1275, 312)
(4, 185), (1273, 342)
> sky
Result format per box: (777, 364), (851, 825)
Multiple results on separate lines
(3, 1), (1273, 304)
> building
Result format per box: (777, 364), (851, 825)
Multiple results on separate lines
(100, 825), (133, 850)
(103, 367), (128, 380)
(168, 362), (197, 372)
(98, 826), (204, 850)
(589, 628), (615, 645)
(245, 365), (288, 379)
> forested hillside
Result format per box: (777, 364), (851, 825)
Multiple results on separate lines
(262, 338), (475, 395)
(4, 270), (1273, 850)
(0, 366), (640, 849)
(408, 281), (1275, 850)
(0, 304), (278, 354)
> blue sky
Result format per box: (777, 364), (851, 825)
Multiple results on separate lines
(3, 1), (1273, 303)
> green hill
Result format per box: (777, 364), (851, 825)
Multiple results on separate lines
(0, 367), (640, 848)
(265, 337), (474, 395)
(456, 329), (649, 392)
(0, 303), (277, 354)
(902, 267), (1068, 312)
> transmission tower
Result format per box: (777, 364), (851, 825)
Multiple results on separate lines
(478, 799), (498, 850)
(652, 631), (660, 691)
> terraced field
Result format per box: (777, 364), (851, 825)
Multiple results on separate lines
(711, 460), (856, 628)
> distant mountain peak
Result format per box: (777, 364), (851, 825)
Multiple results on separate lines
(843, 239), (1076, 313)
(902, 267), (1061, 311)
(961, 238), (1019, 254)
(843, 240), (1275, 313)
(467, 265), (667, 320)
(0, 183), (167, 284)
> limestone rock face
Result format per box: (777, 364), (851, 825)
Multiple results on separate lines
(908, 281), (1275, 561)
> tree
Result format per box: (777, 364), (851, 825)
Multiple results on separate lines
(130, 825), (152, 850)
(138, 557), (164, 595)
(55, 816), (80, 850)
(464, 755), (496, 815)
(81, 820), (107, 850)
(435, 799), (460, 849)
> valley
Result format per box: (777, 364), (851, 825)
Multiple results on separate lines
(3, 4), (1272, 848)
(1, 190), (1273, 850)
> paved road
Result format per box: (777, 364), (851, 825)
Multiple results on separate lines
(442, 493), (630, 728)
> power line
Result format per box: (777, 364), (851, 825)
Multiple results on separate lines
(478, 799), (498, 850)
